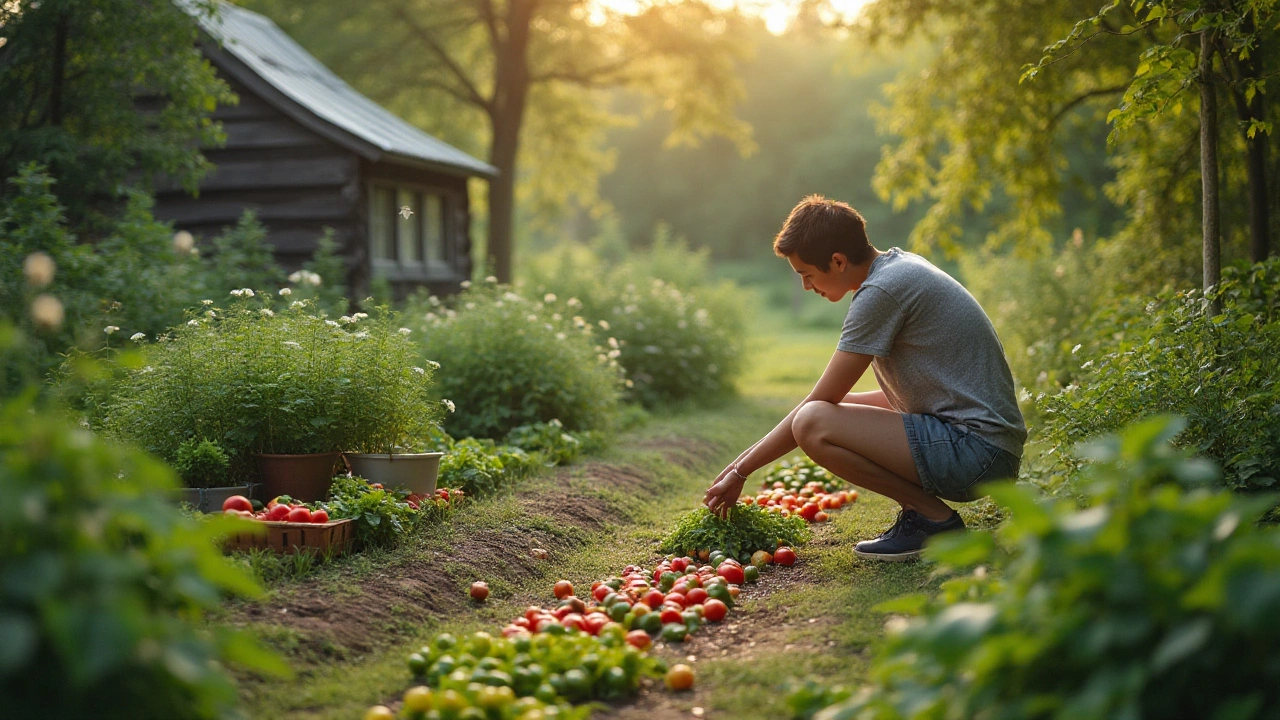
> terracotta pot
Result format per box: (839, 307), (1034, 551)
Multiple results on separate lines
(256, 452), (341, 502)
(343, 452), (443, 495)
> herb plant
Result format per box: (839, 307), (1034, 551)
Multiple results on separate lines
(661, 504), (811, 559)
(322, 475), (422, 550)
(173, 438), (231, 489)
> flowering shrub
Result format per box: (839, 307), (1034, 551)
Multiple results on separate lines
(408, 281), (624, 439)
(103, 295), (444, 484)
(523, 239), (744, 407)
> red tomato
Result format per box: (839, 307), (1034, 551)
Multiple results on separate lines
(525, 606), (543, 623)
(561, 613), (585, 631)
(513, 617), (532, 630)
(626, 630), (652, 650)
(717, 565), (745, 585)
(584, 612), (609, 636)
(702, 599), (728, 622)
(286, 507), (312, 523)
(501, 625), (526, 638)
(774, 547), (797, 566)
(310, 509), (329, 523)
(670, 557), (689, 572)
(800, 502), (821, 521)
(553, 606), (572, 620)
(470, 581), (489, 601)
(536, 618), (561, 633)
(742, 496), (754, 505)
(815, 511), (829, 523)
(221, 495), (253, 513)
(554, 580), (575, 600)
(592, 584), (611, 602)
(664, 593), (687, 608)
(644, 590), (666, 609)
(685, 588), (709, 606)
(659, 608), (684, 625)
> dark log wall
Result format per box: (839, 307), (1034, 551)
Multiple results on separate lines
(152, 76), (361, 273)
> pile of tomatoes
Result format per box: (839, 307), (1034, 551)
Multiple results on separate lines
(220, 494), (332, 524)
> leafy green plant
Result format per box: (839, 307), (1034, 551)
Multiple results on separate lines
(437, 437), (538, 498)
(504, 419), (591, 466)
(523, 237), (745, 407)
(813, 416), (1280, 720)
(322, 475), (421, 549)
(660, 504), (811, 559)
(0, 392), (288, 719)
(173, 438), (231, 489)
(785, 680), (854, 720)
(1037, 259), (1280, 493)
(409, 281), (624, 439)
(102, 297), (444, 482)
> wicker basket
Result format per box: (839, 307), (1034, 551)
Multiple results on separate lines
(224, 517), (355, 555)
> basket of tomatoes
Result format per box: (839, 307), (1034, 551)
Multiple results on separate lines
(220, 494), (356, 555)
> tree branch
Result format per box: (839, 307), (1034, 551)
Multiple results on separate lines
(392, 3), (492, 112)
(474, 0), (502, 52)
(1047, 85), (1129, 130)
(529, 56), (639, 87)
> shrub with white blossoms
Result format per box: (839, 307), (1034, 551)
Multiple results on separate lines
(406, 283), (624, 439)
(102, 295), (443, 484)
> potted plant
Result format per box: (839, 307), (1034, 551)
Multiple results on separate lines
(340, 324), (450, 495)
(171, 438), (252, 512)
(103, 294), (440, 502)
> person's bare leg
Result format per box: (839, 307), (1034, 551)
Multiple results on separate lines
(792, 400), (954, 522)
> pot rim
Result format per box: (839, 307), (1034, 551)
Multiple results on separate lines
(256, 451), (343, 459)
(342, 451), (445, 460)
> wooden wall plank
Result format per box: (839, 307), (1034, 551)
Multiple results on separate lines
(153, 189), (355, 225)
(221, 119), (326, 150)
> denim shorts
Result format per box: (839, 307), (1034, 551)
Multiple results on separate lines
(902, 414), (1021, 502)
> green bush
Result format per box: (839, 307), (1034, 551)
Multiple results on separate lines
(173, 438), (231, 489)
(322, 475), (424, 549)
(523, 237), (745, 407)
(103, 297), (444, 482)
(815, 416), (1280, 720)
(0, 392), (287, 718)
(409, 281), (624, 439)
(437, 437), (539, 498)
(504, 418), (596, 466)
(660, 504), (811, 560)
(1037, 259), (1280, 493)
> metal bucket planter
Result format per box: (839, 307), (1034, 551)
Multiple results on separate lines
(343, 452), (443, 495)
(256, 452), (341, 502)
(176, 484), (255, 513)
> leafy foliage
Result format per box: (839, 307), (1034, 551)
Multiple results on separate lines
(0, 0), (234, 232)
(660, 504), (811, 559)
(814, 417), (1280, 720)
(504, 419), (597, 466)
(0, 393), (287, 719)
(173, 438), (231, 489)
(322, 475), (424, 550)
(523, 237), (745, 407)
(410, 281), (625, 439)
(103, 298), (443, 482)
(437, 438), (539, 498)
(1037, 259), (1280, 492)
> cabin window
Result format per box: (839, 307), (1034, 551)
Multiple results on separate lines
(369, 182), (456, 278)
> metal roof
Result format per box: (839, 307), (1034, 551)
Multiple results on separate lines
(192, 1), (497, 178)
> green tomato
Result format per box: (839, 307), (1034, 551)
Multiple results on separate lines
(469, 631), (493, 658)
(534, 683), (559, 703)
(660, 623), (689, 643)
(744, 565), (760, 583)
(408, 652), (428, 677)
(561, 668), (592, 701)
(434, 633), (457, 651)
(608, 602), (630, 623)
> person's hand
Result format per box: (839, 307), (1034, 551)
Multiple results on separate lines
(703, 464), (746, 519)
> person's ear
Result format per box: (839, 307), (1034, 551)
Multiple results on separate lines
(831, 253), (847, 272)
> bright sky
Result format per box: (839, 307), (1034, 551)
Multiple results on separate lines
(590, 0), (872, 34)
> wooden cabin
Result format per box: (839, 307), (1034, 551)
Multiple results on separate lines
(153, 1), (497, 299)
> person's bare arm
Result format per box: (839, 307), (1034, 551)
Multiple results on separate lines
(703, 350), (873, 517)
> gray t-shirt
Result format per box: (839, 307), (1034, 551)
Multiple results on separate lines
(838, 248), (1027, 457)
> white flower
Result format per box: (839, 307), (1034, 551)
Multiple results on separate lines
(527, 314), (539, 322)
(103, 325), (119, 335)
(201, 299), (213, 306)
(545, 323), (554, 331)
(398, 327), (412, 335)
(544, 293), (557, 303)
(608, 349), (621, 359)
(32, 295), (64, 330)
(624, 379), (634, 388)
(445, 309), (457, 319)
(465, 302), (476, 310)
(411, 366), (426, 375)
(354, 331), (369, 339)
(130, 332), (146, 341)
(288, 270), (321, 286)
(573, 316), (585, 327)
(567, 297), (582, 309)
(241, 288), (255, 297)
(291, 301), (305, 309)
(428, 295), (441, 306)
(23, 252), (54, 288)
(694, 308), (709, 324)
(205, 310), (215, 318)
(424, 312), (439, 322)
(326, 319), (340, 328)
(340, 315), (355, 324)
(172, 230), (195, 255)
(187, 319), (200, 327)
(140, 365), (154, 374)
(485, 275), (498, 283)
(460, 280), (471, 289)
(279, 287), (292, 296)
(260, 308), (274, 317)
(353, 312), (368, 320)
(442, 398), (456, 413)
(427, 360), (441, 370)
(556, 332), (566, 341)
(624, 304), (637, 314)
(552, 313), (561, 321)
(598, 320), (610, 331)
(504, 291), (521, 302)
(283, 341), (301, 348)
(608, 337), (619, 349)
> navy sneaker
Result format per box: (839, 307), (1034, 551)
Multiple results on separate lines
(854, 509), (965, 562)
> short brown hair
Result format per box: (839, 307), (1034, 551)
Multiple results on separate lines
(773, 195), (873, 271)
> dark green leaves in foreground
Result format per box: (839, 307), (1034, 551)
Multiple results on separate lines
(813, 416), (1280, 720)
(661, 504), (810, 559)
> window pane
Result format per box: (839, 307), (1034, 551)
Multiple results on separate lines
(397, 189), (422, 264)
(424, 195), (445, 264)
(370, 187), (395, 260)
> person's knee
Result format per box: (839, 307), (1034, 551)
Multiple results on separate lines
(793, 400), (836, 452)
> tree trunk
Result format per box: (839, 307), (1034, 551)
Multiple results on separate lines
(1200, 31), (1222, 316)
(485, 0), (534, 284)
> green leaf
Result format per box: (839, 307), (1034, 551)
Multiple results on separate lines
(1150, 617), (1212, 672)
(873, 593), (929, 615)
